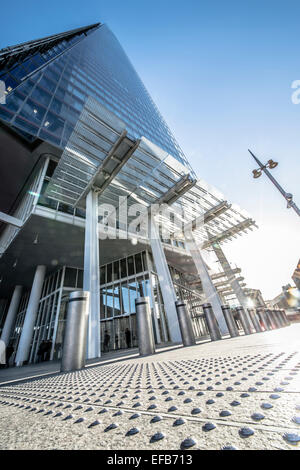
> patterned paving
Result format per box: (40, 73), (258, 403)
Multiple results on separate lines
(0, 326), (300, 450)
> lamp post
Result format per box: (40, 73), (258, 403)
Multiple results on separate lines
(249, 149), (300, 217)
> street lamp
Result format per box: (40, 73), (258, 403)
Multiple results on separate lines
(249, 149), (300, 217)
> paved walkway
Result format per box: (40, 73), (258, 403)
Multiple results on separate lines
(0, 325), (299, 450)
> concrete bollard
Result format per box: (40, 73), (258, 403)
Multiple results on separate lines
(248, 308), (263, 333)
(61, 291), (90, 372)
(236, 306), (252, 335)
(175, 300), (196, 347)
(135, 297), (155, 356)
(221, 305), (239, 337)
(202, 303), (222, 341)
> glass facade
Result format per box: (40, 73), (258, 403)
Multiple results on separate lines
(0, 24), (191, 169)
(7, 250), (211, 363)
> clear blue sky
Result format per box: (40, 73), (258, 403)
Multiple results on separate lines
(1, 0), (299, 299)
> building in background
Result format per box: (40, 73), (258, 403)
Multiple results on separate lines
(292, 259), (300, 290)
(265, 259), (300, 311)
(0, 23), (257, 366)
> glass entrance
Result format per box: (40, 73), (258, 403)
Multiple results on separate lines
(100, 314), (138, 353)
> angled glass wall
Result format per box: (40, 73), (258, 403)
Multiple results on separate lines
(7, 249), (212, 364)
(0, 24), (192, 171)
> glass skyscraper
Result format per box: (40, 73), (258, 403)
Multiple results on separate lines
(0, 22), (256, 366)
(0, 23), (191, 169)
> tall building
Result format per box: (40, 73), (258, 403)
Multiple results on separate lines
(0, 23), (257, 366)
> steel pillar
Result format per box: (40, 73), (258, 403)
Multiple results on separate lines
(185, 232), (228, 335)
(61, 291), (90, 372)
(211, 241), (252, 309)
(83, 190), (101, 359)
(1, 285), (22, 346)
(175, 300), (196, 346)
(135, 297), (155, 356)
(149, 214), (182, 342)
(15, 265), (46, 366)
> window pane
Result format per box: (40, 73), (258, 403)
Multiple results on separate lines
(127, 256), (134, 276)
(64, 268), (77, 287)
(135, 253), (143, 273)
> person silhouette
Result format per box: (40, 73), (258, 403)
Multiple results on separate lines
(0, 340), (6, 368)
(5, 343), (14, 368)
(104, 330), (110, 352)
(125, 328), (131, 348)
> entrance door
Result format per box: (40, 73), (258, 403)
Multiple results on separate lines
(114, 315), (132, 349)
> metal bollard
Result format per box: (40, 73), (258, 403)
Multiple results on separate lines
(274, 309), (284, 328)
(202, 303), (222, 341)
(221, 305), (239, 337)
(271, 309), (282, 328)
(270, 309), (280, 329)
(265, 309), (275, 329)
(135, 297), (155, 356)
(236, 306), (252, 335)
(281, 309), (290, 326)
(61, 291), (90, 372)
(280, 310), (288, 327)
(175, 300), (196, 347)
(257, 308), (269, 331)
(248, 308), (263, 333)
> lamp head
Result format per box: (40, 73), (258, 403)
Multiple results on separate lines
(252, 169), (262, 178)
(267, 159), (278, 169)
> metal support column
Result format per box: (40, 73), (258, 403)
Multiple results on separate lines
(175, 300), (196, 346)
(61, 291), (90, 372)
(211, 240), (255, 331)
(15, 265), (46, 366)
(83, 189), (101, 359)
(149, 214), (182, 343)
(135, 297), (155, 356)
(185, 231), (228, 335)
(1, 285), (22, 346)
(211, 241), (250, 304)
